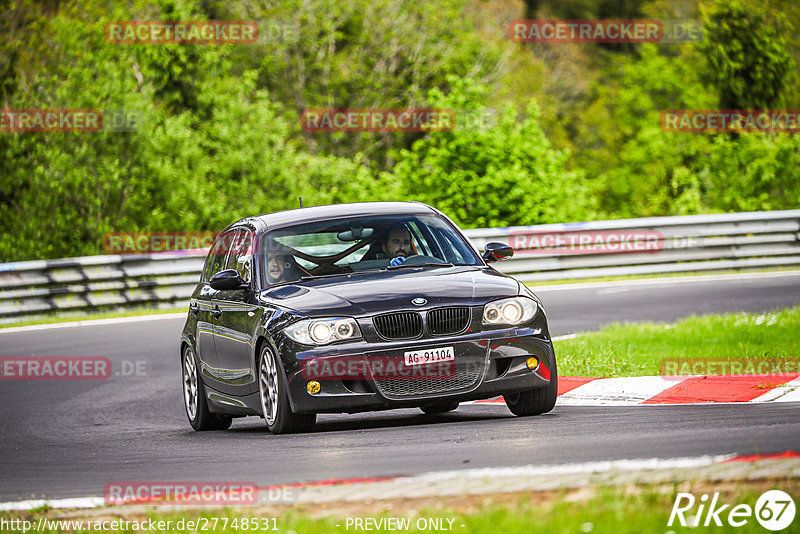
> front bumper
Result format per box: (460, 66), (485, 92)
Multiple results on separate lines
(280, 327), (554, 414)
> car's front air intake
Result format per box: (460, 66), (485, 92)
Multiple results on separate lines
(427, 307), (470, 335)
(373, 312), (423, 339)
(374, 361), (484, 399)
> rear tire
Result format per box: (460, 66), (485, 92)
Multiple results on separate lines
(504, 355), (558, 416)
(182, 345), (233, 431)
(258, 344), (316, 434)
(420, 402), (459, 414)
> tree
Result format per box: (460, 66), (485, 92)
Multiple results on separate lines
(386, 78), (590, 228)
(700, 0), (795, 109)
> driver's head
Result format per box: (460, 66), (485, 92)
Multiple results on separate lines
(382, 224), (412, 259)
(267, 254), (287, 284)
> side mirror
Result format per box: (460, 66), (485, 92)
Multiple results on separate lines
(482, 242), (513, 263)
(209, 269), (248, 290)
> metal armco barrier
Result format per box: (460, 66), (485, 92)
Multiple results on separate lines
(1, 210), (798, 323)
(467, 209), (800, 282)
(0, 254), (205, 323)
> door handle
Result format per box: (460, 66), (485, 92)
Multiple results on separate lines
(189, 302), (199, 315)
(211, 305), (222, 319)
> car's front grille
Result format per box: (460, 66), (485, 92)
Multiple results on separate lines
(373, 312), (423, 339)
(373, 361), (484, 399)
(427, 307), (470, 335)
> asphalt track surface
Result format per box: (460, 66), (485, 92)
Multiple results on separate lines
(1, 272), (799, 501)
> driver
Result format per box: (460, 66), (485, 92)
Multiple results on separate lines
(382, 224), (412, 266)
(267, 254), (290, 284)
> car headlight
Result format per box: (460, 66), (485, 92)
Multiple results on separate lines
(284, 317), (362, 345)
(482, 297), (538, 326)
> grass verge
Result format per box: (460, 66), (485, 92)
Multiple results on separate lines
(524, 267), (799, 287)
(0, 307), (187, 329)
(1, 480), (796, 533)
(554, 305), (800, 377)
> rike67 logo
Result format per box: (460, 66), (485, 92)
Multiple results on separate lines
(669, 490), (795, 531)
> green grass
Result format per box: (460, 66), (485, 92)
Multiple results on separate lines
(554, 305), (800, 377)
(0, 307), (186, 329)
(1, 484), (795, 533)
(524, 267), (799, 287)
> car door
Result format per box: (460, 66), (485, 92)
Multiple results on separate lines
(191, 233), (230, 383)
(210, 228), (261, 397)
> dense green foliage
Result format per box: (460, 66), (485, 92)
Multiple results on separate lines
(1, 0), (798, 261)
(386, 78), (589, 228)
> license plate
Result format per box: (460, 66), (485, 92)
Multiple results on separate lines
(403, 346), (455, 366)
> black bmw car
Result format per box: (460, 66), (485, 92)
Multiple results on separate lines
(180, 201), (557, 434)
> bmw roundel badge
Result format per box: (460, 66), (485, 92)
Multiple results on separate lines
(412, 298), (427, 306)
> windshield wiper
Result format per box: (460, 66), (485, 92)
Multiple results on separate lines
(298, 273), (350, 281)
(387, 262), (454, 270)
(298, 270), (370, 281)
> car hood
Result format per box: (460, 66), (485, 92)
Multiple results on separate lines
(260, 266), (520, 316)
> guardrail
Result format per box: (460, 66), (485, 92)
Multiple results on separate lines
(0, 254), (205, 323)
(466, 209), (800, 282)
(1, 210), (798, 323)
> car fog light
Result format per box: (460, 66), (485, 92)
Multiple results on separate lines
(526, 357), (539, 370)
(307, 380), (321, 394)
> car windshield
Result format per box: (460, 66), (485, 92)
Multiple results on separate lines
(259, 214), (482, 285)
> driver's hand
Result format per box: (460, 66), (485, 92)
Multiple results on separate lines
(389, 256), (406, 267)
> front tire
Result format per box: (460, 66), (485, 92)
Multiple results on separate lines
(258, 344), (316, 434)
(504, 356), (558, 416)
(182, 345), (232, 431)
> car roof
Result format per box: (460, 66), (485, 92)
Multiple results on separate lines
(244, 201), (438, 231)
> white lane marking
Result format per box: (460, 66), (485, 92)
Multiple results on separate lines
(0, 455), (737, 511)
(531, 270), (800, 292)
(552, 333), (579, 341)
(749, 376), (800, 403)
(0, 313), (186, 334)
(556, 376), (687, 405)
(0, 496), (104, 511)
(409, 455), (736, 482)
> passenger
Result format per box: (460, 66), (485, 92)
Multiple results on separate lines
(267, 254), (288, 284)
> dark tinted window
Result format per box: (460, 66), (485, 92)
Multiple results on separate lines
(203, 230), (236, 282)
(259, 214), (481, 286)
(227, 230), (253, 283)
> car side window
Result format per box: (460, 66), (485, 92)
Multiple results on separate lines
(204, 230), (235, 282)
(228, 230), (253, 284)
